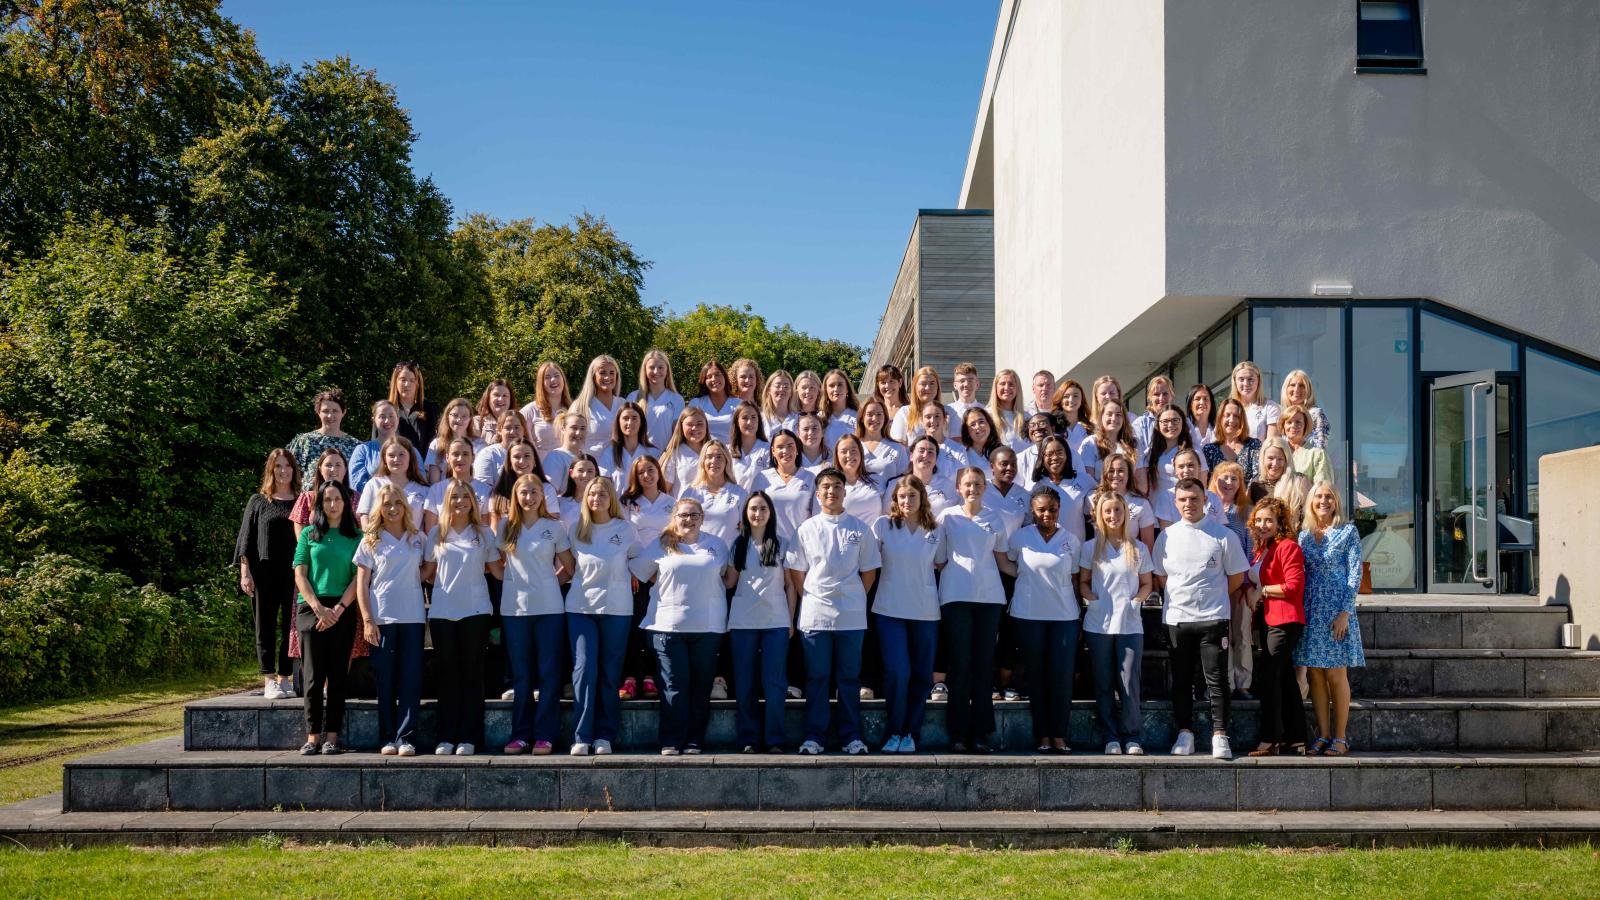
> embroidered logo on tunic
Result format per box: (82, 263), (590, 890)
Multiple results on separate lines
(1205, 554), (1219, 569)
(540, 529), (554, 541)
(925, 533), (940, 545)
(608, 533), (624, 546)
(844, 531), (861, 545)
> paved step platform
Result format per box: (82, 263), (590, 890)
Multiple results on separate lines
(1353, 600), (1569, 650)
(9, 793), (1597, 849)
(63, 737), (1600, 814)
(185, 693), (1600, 754)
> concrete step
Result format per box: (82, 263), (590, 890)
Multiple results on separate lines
(61, 737), (1600, 814)
(1353, 600), (1570, 650)
(185, 693), (1600, 754)
(7, 793), (1598, 849)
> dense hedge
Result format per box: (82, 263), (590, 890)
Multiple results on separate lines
(0, 555), (253, 706)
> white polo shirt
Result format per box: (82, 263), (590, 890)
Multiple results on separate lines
(752, 467), (815, 541)
(689, 395), (740, 445)
(728, 537), (792, 631)
(352, 529), (426, 625)
(517, 402), (564, 460)
(1079, 538), (1155, 636)
(785, 512), (881, 632)
(583, 396), (626, 456)
(870, 517), (943, 622)
(599, 443), (659, 493)
(982, 482), (1030, 539)
(625, 491), (675, 547)
(1152, 517), (1249, 624)
(664, 445), (703, 497)
(631, 535), (730, 633)
(627, 388), (684, 451)
(862, 439), (909, 482)
(935, 506), (1005, 606)
(356, 475), (429, 525)
(425, 524), (499, 621)
(566, 518), (641, 616)
(497, 516), (570, 617)
(1007, 525), (1082, 621)
(680, 481), (749, 543)
(841, 478), (886, 525)
(730, 441), (771, 490)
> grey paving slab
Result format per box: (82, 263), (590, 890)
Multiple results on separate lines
(756, 765), (854, 810)
(467, 811), (587, 830)
(1525, 659), (1600, 698)
(1432, 768), (1527, 810)
(118, 811), (238, 830)
(1330, 767), (1434, 810)
(854, 766), (946, 810)
(812, 811), (930, 831)
(185, 709), (258, 751)
(943, 767), (1039, 811)
(577, 812), (708, 831)
(1038, 767), (1145, 811)
(341, 811), (482, 830)
(1458, 710), (1547, 751)
(703, 811), (817, 832)
(1236, 768), (1332, 810)
(360, 767), (466, 811)
(558, 767), (655, 811)
(266, 766), (363, 810)
(653, 766), (758, 810)
(65, 768), (167, 812)
(464, 767), (560, 811)
(212, 811), (360, 831)
(1142, 767), (1236, 811)
(1524, 767), (1600, 810)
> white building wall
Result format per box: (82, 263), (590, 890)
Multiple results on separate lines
(1164, 0), (1600, 360)
(991, 0), (1166, 381)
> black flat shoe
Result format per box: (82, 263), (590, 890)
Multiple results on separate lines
(972, 743), (994, 755)
(949, 742), (969, 753)
(766, 745), (786, 754)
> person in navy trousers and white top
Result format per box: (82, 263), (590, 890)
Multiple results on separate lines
(629, 498), (732, 754)
(353, 483), (429, 757)
(496, 474), (574, 756)
(871, 476), (944, 753)
(785, 467), (881, 755)
(1001, 486), (1083, 754)
(727, 491), (797, 752)
(565, 477), (642, 755)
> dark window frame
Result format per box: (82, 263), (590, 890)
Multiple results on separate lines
(1356, 0), (1426, 75)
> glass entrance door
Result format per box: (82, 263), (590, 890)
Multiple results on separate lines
(1427, 371), (1513, 593)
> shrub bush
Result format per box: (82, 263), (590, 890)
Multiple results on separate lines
(0, 555), (252, 705)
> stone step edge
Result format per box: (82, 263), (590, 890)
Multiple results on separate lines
(5, 798), (1598, 849)
(187, 695), (1600, 711)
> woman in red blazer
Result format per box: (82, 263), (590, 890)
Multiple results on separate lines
(1246, 496), (1307, 756)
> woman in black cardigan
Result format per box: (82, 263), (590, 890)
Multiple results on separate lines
(235, 448), (302, 700)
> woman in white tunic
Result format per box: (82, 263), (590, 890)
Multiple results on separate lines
(496, 474), (574, 755)
(871, 476), (944, 753)
(627, 349), (685, 451)
(1001, 487), (1083, 753)
(1077, 491), (1154, 755)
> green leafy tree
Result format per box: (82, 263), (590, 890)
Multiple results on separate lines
(654, 303), (866, 398)
(182, 56), (488, 404)
(0, 0), (273, 259)
(454, 213), (660, 400)
(0, 217), (305, 585)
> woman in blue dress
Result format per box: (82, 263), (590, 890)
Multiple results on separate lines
(1295, 481), (1364, 756)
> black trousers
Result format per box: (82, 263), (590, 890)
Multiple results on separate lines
(1257, 621), (1307, 744)
(430, 615), (491, 746)
(252, 562), (296, 677)
(1167, 619), (1230, 733)
(625, 580), (659, 681)
(941, 602), (1003, 746)
(297, 600), (356, 734)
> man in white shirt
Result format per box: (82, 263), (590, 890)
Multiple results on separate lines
(785, 468), (881, 755)
(1152, 478), (1248, 760)
(947, 362), (982, 423)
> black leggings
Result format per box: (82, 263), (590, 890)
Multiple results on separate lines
(252, 563), (295, 677)
(298, 600), (356, 735)
(942, 601), (1003, 746)
(1167, 619), (1230, 733)
(430, 615), (490, 746)
(1257, 621), (1307, 744)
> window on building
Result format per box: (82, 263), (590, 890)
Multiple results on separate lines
(1201, 327), (1233, 394)
(1173, 347), (1199, 397)
(1357, 0), (1424, 72)
(1252, 304), (1348, 490)
(1420, 311), (1517, 373)
(1351, 308), (1416, 590)
(1524, 349), (1600, 590)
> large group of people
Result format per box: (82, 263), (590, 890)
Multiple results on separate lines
(233, 355), (1365, 759)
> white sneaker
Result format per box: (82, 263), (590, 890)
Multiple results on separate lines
(1170, 731), (1195, 756)
(661, 747), (680, 756)
(898, 736), (916, 754)
(844, 740), (869, 755)
(710, 678), (730, 700)
(798, 740), (824, 755)
(500, 689), (516, 701)
(882, 735), (903, 753)
(277, 682), (296, 699)
(569, 742), (592, 756)
(1124, 742), (1144, 756)
(1211, 735), (1233, 760)
(928, 683), (948, 702)
(454, 742), (475, 756)
(786, 685), (803, 699)
(859, 687), (875, 700)
(1104, 741), (1122, 755)
(593, 739), (613, 756)
(396, 742), (416, 757)
(380, 742), (398, 756)
(434, 742), (455, 756)
(263, 680), (282, 700)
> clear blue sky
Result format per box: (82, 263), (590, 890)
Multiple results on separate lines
(224, 1), (997, 347)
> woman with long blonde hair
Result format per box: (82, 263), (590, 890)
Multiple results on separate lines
(565, 476), (642, 755)
(571, 354), (626, 456)
(497, 473), (574, 755)
(427, 478), (504, 756)
(890, 365), (945, 443)
(628, 348), (685, 451)
(1296, 482), (1365, 757)
(986, 368), (1028, 452)
(1077, 490), (1153, 755)
(354, 483), (429, 756)
(760, 369), (797, 436)
(680, 439), (749, 543)
(519, 361), (573, 460)
(661, 405), (712, 496)
(1232, 361), (1280, 441)
(1251, 437), (1311, 533)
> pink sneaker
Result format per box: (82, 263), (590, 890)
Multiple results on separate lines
(618, 676), (637, 700)
(503, 739), (528, 755)
(531, 740), (553, 756)
(641, 676), (659, 699)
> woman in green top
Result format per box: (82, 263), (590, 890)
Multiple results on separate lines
(292, 480), (362, 754)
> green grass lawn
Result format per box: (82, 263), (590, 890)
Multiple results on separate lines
(0, 665), (257, 805)
(0, 844), (1594, 897)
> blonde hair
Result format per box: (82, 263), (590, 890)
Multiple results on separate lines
(574, 476), (623, 543)
(434, 478), (488, 551)
(533, 361), (573, 421)
(1305, 481), (1346, 533)
(571, 354), (622, 432)
(432, 397), (479, 455)
(911, 365), (943, 404)
(1280, 403), (1312, 437)
(659, 498), (703, 554)
(761, 369), (797, 422)
(661, 405), (709, 466)
(793, 370), (823, 413)
(730, 357), (764, 402)
(1232, 361), (1268, 406)
(363, 483), (419, 548)
(986, 368), (1024, 446)
(1145, 374), (1175, 406)
(1259, 437), (1311, 531)
(1208, 461), (1253, 521)
(1281, 369), (1317, 407)
(1092, 490), (1139, 567)
(501, 473), (559, 553)
(636, 349), (678, 397)
(1088, 375), (1123, 423)
(692, 439), (732, 489)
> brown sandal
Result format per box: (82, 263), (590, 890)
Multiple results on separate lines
(1246, 743), (1279, 758)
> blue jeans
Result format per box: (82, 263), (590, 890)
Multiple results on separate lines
(651, 631), (720, 750)
(502, 613), (566, 745)
(1014, 617), (1081, 742)
(372, 622), (424, 745)
(1085, 631), (1144, 743)
(800, 629), (865, 746)
(731, 627), (791, 748)
(567, 612), (633, 745)
(875, 614), (937, 741)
